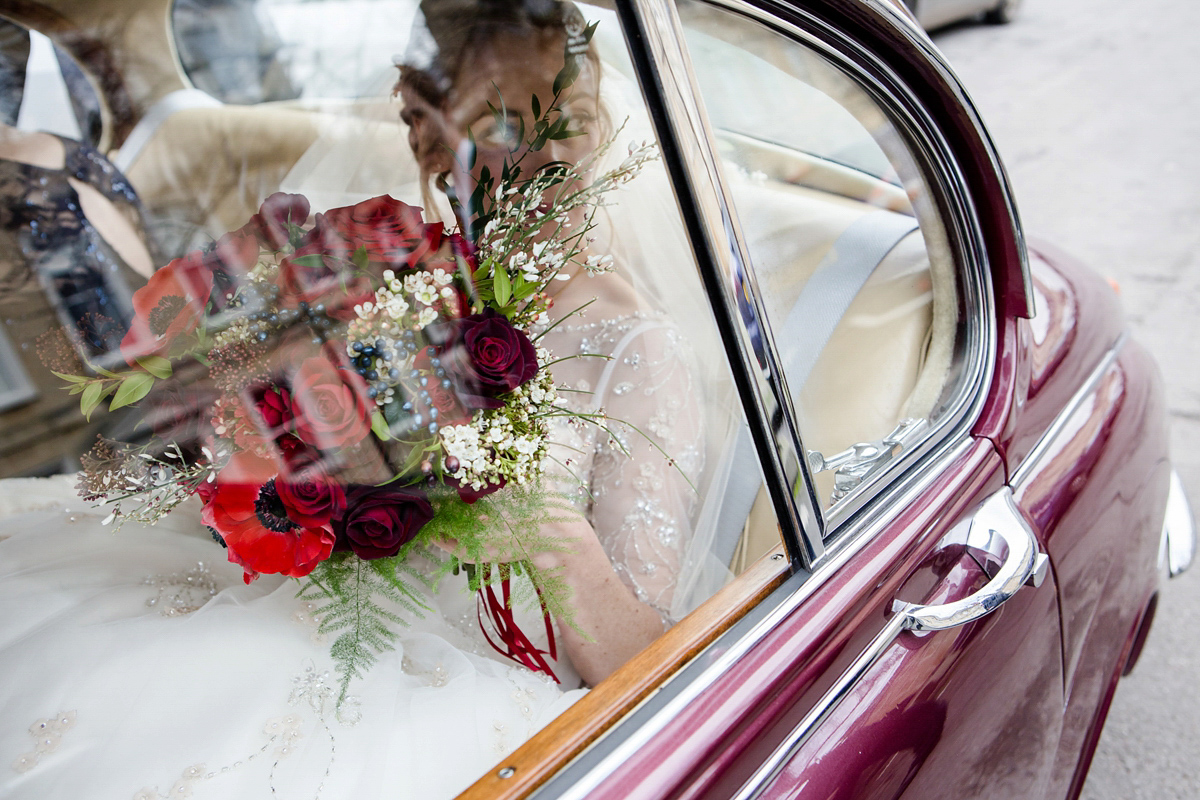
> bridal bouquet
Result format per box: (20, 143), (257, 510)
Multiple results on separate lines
(56, 52), (658, 698)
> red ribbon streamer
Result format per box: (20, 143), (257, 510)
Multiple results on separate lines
(476, 567), (559, 683)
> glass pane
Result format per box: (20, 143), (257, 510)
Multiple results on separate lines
(0, 2), (778, 795)
(680, 0), (965, 518)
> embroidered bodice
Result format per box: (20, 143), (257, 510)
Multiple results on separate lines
(539, 310), (705, 624)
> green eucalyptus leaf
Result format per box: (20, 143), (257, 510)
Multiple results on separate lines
(493, 268), (512, 308)
(110, 372), (154, 411)
(135, 356), (173, 380)
(80, 381), (105, 420)
(531, 93), (541, 120)
(371, 410), (393, 441)
(289, 254), (328, 268)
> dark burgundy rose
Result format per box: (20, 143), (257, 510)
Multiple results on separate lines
(248, 192), (310, 251)
(450, 475), (506, 505)
(277, 474), (346, 529)
(254, 386), (294, 432)
(275, 434), (320, 473)
(440, 310), (538, 409)
(335, 484), (434, 560)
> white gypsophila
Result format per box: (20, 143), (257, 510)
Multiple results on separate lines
(438, 372), (556, 490)
(416, 307), (439, 328)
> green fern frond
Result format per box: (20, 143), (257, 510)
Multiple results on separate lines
(298, 551), (435, 704)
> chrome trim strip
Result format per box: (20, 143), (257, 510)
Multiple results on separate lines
(1163, 469), (1195, 577)
(617, 0), (825, 561)
(730, 613), (909, 800)
(1010, 333), (1128, 487)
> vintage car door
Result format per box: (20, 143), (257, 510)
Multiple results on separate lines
(525, 0), (1071, 797)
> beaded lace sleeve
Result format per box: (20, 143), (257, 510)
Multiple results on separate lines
(585, 319), (705, 626)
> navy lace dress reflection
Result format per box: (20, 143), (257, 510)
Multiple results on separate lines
(0, 133), (149, 362)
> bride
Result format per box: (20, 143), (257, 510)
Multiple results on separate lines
(0, 1), (730, 798)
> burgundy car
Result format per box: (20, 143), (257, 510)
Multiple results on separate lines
(0, 0), (1192, 798)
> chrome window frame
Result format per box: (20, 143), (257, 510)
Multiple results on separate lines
(618, 0), (996, 565)
(528, 0), (1000, 795)
(690, 0), (996, 542)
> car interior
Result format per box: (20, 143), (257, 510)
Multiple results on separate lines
(0, 0), (961, 637)
(0, 0), (963, 581)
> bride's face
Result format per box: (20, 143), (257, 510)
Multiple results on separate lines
(439, 33), (601, 232)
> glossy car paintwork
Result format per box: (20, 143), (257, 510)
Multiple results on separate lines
(978, 242), (1127, 469)
(572, 441), (1037, 798)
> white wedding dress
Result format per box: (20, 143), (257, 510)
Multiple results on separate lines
(0, 312), (708, 800)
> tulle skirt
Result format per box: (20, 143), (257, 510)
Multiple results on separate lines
(0, 476), (583, 800)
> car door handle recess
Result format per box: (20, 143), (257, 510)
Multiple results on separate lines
(732, 488), (1047, 800)
(893, 489), (1046, 632)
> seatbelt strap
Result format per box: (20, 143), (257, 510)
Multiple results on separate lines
(113, 89), (223, 172)
(777, 210), (919, 389)
(713, 210), (918, 566)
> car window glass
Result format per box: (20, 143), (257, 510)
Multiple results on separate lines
(173, 0), (418, 103)
(1, 1), (784, 793)
(680, 0), (967, 522)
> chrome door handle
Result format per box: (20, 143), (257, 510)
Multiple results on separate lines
(893, 488), (1048, 633)
(732, 487), (1050, 800)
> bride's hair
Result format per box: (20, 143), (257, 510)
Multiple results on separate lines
(394, 0), (603, 203)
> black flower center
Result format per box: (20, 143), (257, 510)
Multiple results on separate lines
(254, 479), (296, 533)
(148, 294), (188, 337)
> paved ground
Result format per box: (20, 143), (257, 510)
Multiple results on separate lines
(930, 1), (1200, 797)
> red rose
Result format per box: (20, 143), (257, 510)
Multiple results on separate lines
(291, 353), (372, 449)
(202, 454), (335, 583)
(254, 386), (295, 433)
(322, 195), (442, 270)
(277, 473), (346, 528)
(247, 192), (310, 251)
(120, 251), (215, 363)
(334, 484), (433, 560)
(440, 310), (538, 409)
